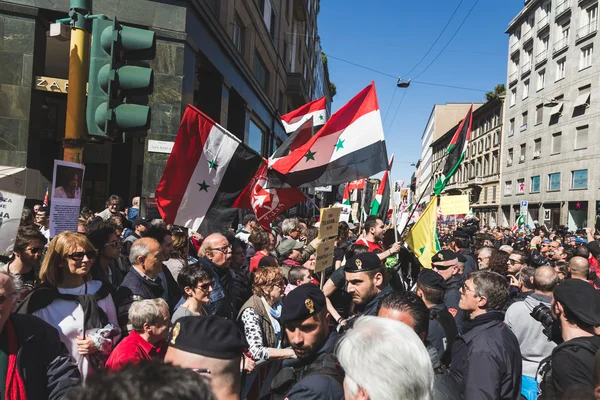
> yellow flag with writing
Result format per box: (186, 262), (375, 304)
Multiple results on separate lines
(405, 196), (439, 269)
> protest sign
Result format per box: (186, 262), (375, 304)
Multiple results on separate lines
(315, 238), (336, 273)
(50, 160), (85, 238)
(0, 190), (25, 255)
(440, 195), (470, 216)
(318, 207), (341, 239)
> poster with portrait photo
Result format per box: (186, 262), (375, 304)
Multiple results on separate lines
(50, 160), (85, 238)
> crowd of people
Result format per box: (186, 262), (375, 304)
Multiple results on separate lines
(0, 195), (599, 400)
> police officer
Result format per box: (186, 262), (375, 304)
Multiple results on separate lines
(270, 284), (344, 400)
(416, 269), (458, 367)
(431, 250), (467, 330)
(345, 252), (391, 317)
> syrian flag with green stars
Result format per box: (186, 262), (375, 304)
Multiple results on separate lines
(155, 105), (262, 236)
(270, 82), (388, 187)
(370, 154), (393, 218)
(280, 96), (327, 134)
(433, 106), (473, 196)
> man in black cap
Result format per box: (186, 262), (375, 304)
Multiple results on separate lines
(344, 252), (391, 317)
(451, 229), (477, 274)
(122, 216), (148, 256)
(416, 269), (458, 367)
(539, 279), (600, 399)
(164, 315), (248, 400)
(432, 250), (466, 329)
(270, 284), (344, 400)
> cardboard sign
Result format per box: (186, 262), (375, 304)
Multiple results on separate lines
(440, 195), (469, 216)
(318, 207), (341, 239)
(0, 190), (26, 255)
(314, 238), (336, 273)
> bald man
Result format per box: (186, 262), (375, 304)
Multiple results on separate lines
(505, 266), (559, 399)
(197, 234), (236, 319)
(568, 256), (590, 281)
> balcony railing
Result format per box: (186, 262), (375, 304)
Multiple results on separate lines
(537, 14), (550, 31)
(576, 21), (597, 41)
(510, 41), (519, 55)
(555, 0), (571, 19)
(535, 50), (548, 65)
(521, 61), (531, 75)
(509, 71), (518, 84)
(553, 37), (569, 54)
(522, 29), (533, 44)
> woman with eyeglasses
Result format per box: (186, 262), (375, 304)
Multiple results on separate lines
(87, 223), (126, 291)
(17, 232), (120, 381)
(171, 265), (213, 322)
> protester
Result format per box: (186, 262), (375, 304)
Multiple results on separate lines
(87, 223), (127, 291)
(229, 238), (253, 312)
(164, 316), (247, 400)
(278, 239), (305, 277)
(127, 196), (141, 222)
(431, 250), (466, 329)
(451, 230), (477, 274)
(97, 195), (127, 226)
(35, 208), (50, 240)
(66, 360), (215, 400)
(143, 227), (181, 311)
(18, 232), (120, 381)
(0, 272), (82, 398)
(0, 225), (47, 301)
(271, 284), (344, 399)
(505, 266), (559, 400)
(568, 256), (590, 282)
(164, 230), (189, 281)
(236, 214), (257, 244)
(477, 246), (496, 270)
(249, 230), (271, 273)
(285, 266), (312, 295)
(198, 234), (236, 319)
(334, 222), (351, 270)
(488, 249), (510, 276)
(105, 298), (169, 371)
(172, 264), (213, 322)
(122, 216), (147, 256)
(450, 270), (522, 399)
(345, 252), (391, 318)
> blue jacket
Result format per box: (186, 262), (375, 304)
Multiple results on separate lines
(115, 267), (165, 329)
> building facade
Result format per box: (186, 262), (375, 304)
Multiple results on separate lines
(416, 103), (481, 205)
(0, 0), (331, 211)
(502, 0), (599, 230)
(432, 99), (504, 227)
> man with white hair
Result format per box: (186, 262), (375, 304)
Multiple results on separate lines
(106, 298), (170, 371)
(476, 247), (495, 270)
(337, 316), (434, 400)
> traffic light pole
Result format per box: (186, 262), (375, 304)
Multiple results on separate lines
(63, 0), (91, 163)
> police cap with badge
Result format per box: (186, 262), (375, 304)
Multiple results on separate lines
(431, 250), (458, 270)
(343, 252), (382, 273)
(281, 283), (327, 324)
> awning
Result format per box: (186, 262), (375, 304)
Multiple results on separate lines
(574, 91), (591, 107)
(0, 166), (51, 200)
(550, 102), (563, 116)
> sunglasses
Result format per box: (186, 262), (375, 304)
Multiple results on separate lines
(68, 250), (97, 261)
(27, 247), (44, 255)
(432, 263), (454, 271)
(507, 259), (521, 265)
(0, 292), (17, 305)
(105, 240), (122, 248)
(196, 281), (215, 291)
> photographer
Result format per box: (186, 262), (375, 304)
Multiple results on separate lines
(539, 279), (600, 399)
(505, 266), (559, 400)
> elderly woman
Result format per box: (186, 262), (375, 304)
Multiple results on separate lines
(238, 267), (295, 362)
(171, 264), (214, 322)
(17, 232), (119, 381)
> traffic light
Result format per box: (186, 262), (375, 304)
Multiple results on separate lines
(86, 17), (155, 140)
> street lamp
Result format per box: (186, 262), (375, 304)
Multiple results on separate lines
(397, 77), (411, 88)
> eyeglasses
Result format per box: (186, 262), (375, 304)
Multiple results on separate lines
(190, 368), (211, 375)
(272, 280), (285, 288)
(210, 245), (231, 253)
(105, 240), (122, 248)
(0, 292), (17, 305)
(195, 281), (215, 291)
(27, 247), (44, 255)
(432, 263), (455, 271)
(68, 250), (97, 261)
(507, 258), (521, 265)
(460, 283), (477, 294)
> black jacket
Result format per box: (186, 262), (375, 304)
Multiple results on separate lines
(426, 343), (461, 400)
(443, 275), (466, 330)
(115, 267), (165, 330)
(10, 313), (81, 399)
(450, 312), (522, 400)
(428, 303), (458, 367)
(361, 285), (392, 317)
(456, 248), (477, 274)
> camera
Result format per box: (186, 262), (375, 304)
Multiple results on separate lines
(530, 304), (562, 344)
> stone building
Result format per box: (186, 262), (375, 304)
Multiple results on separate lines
(432, 99), (504, 227)
(0, 0), (331, 211)
(502, 0), (599, 230)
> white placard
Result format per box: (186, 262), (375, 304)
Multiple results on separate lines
(50, 160), (85, 238)
(0, 190), (26, 255)
(148, 139), (175, 154)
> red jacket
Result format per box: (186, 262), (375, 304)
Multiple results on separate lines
(105, 331), (166, 371)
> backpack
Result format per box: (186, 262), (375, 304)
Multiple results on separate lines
(270, 353), (344, 400)
(537, 337), (600, 399)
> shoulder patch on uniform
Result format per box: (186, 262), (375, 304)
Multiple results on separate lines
(448, 308), (458, 317)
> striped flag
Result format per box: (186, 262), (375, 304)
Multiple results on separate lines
(370, 154), (394, 218)
(155, 105), (263, 236)
(511, 214), (525, 233)
(43, 186), (49, 206)
(271, 82), (388, 187)
(280, 96), (327, 134)
(342, 184), (351, 205)
(270, 117), (315, 161)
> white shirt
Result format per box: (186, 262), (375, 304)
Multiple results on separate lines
(33, 280), (119, 382)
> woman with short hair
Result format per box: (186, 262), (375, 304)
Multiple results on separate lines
(249, 231), (271, 273)
(171, 265), (213, 322)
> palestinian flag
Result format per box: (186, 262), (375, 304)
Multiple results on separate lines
(271, 82), (388, 187)
(511, 214), (525, 233)
(155, 105), (262, 236)
(280, 96), (327, 133)
(433, 106), (473, 196)
(370, 154), (394, 218)
(342, 184), (351, 205)
(270, 118), (314, 160)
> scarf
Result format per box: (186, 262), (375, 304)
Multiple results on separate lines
(265, 299), (283, 345)
(6, 319), (26, 400)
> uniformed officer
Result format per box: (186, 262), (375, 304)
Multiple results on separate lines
(416, 269), (458, 367)
(344, 252), (391, 318)
(431, 250), (467, 330)
(270, 284), (344, 400)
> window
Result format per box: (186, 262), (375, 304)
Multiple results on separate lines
(253, 52), (269, 92)
(505, 181), (512, 196)
(522, 79), (530, 99)
(492, 153), (498, 174)
(257, 0), (276, 39)
(534, 139), (541, 158)
(552, 132), (561, 154)
(521, 111), (528, 130)
(531, 176), (541, 192)
(494, 130), (500, 146)
(519, 143), (526, 162)
(556, 58), (566, 81)
(517, 179), (525, 194)
(580, 45), (593, 70)
(509, 118), (515, 135)
(535, 104), (543, 125)
(538, 69), (546, 90)
(574, 85), (591, 108)
(585, 5), (598, 27)
(483, 187), (488, 203)
(232, 15), (244, 54)
(548, 173), (561, 191)
(572, 169), (588, 189)
(507, 148), (513, 166)
(248, 119), (264, 155)
(492, 186), (497, 202)
(510, 88), (517, 107)
(575, 125), (588, 149)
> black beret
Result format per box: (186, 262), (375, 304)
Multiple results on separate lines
(453, 229), (470, 239)
(168, 316), (247, 359)
(554, 279), (600, 326)
(344, 252), (382, 273)
(431, 250), (458, 264)
(281, 283), (326, 323)
(418, 269), (447, 291)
